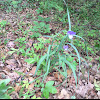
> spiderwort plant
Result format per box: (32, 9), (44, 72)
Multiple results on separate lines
(30, 0), (89, 89)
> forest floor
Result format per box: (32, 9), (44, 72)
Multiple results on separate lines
(0, 7), (100, 99)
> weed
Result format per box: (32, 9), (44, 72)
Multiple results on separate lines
(41, 81), (57, 99)
(15, 37), (26, 47)
(0, 79), (14, 99)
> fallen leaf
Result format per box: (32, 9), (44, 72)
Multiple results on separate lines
(7, 41), (15, 48)
(53, 72), (64, 82)
(5, 65), (15, 71)
(0, 45), (5, 49)
(75, 82), (94, 97)
(29, 66), (37, 75)
(28, 39), (34, 47)
(28, 77), (34, 90)
(15, 84), (22, 93)
(58, 89), (70, 99)
(5, 59), (16, 66)
(67, 69), (72, 76)
(8, 72), (19, 81)
(97, 91), (100, 99)
(0, 61), (4, 67)
(46, 76), (55, 81)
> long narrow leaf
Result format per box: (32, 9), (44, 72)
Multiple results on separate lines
(67, 43), (80, 83)
(63, 0), (71, 31)
(64, 60), (77, 86)
(34, 54), (47, 76)
(67, 8), (71, 31)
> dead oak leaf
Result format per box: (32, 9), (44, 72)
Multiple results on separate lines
(75, 82), (94, 97)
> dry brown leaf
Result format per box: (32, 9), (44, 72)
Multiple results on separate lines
(29, 66), (37, 75)
(53, 72), (64, 82)
(0, 45), (5, 49)
(15, 84), (22, 93)
(97, 91), (100, 99)
(0, 61), (4, 67)
(28, 39), (34, 47)
(5, 59), (16, 65)
(5, 65), (15, 71)
(75, 82), (94, 97)
(67, 69), (72, 76)
(8, 72), (19, 81)
(46, 76), (55, 81)
(58, 89), (70, 99)
(28, 77), (34, 90)
(7, 41), (15, 48)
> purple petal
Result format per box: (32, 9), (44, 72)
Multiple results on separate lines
(63, 45), (68, 50)
(67, 31), (76, 36)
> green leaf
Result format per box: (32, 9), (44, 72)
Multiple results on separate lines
(37, 70), (42, 76)
(26, 48), (30, 53)
(10, 48), (18, 51)
(40, 22), (45, 27)
(8, 50), (16, 54)
(0, 79), (11, 85)
(34, 54), (47, 76)
(19, 48), (25, 53)
(24, 58), (35, 64)
(95, 88), (100, 91)
(34, 21), (39, 25)
(31, 95), (36, 99)
(31, 33), (41, 38)
(67, 8), (71, 31)
(43, 88), (49, 99)
(45, 81), (54, 87)
(0, 83), (10, 93)
(0, 94), (10, 99)
(63, 59), (77, 86)
(7, 87), (15, 94)
(49, 86), (57, 94)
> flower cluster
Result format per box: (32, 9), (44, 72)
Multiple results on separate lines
(63, 31), (76, 51)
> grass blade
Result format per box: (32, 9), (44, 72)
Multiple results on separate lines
(67, 8), (71, 31)
(67, 43), (80, 84)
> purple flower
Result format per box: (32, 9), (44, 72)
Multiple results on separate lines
(63, 45), (68, 51)
(67, 31), (76, 39)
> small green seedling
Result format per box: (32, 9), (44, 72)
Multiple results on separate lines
(41, 81), (57, 99)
